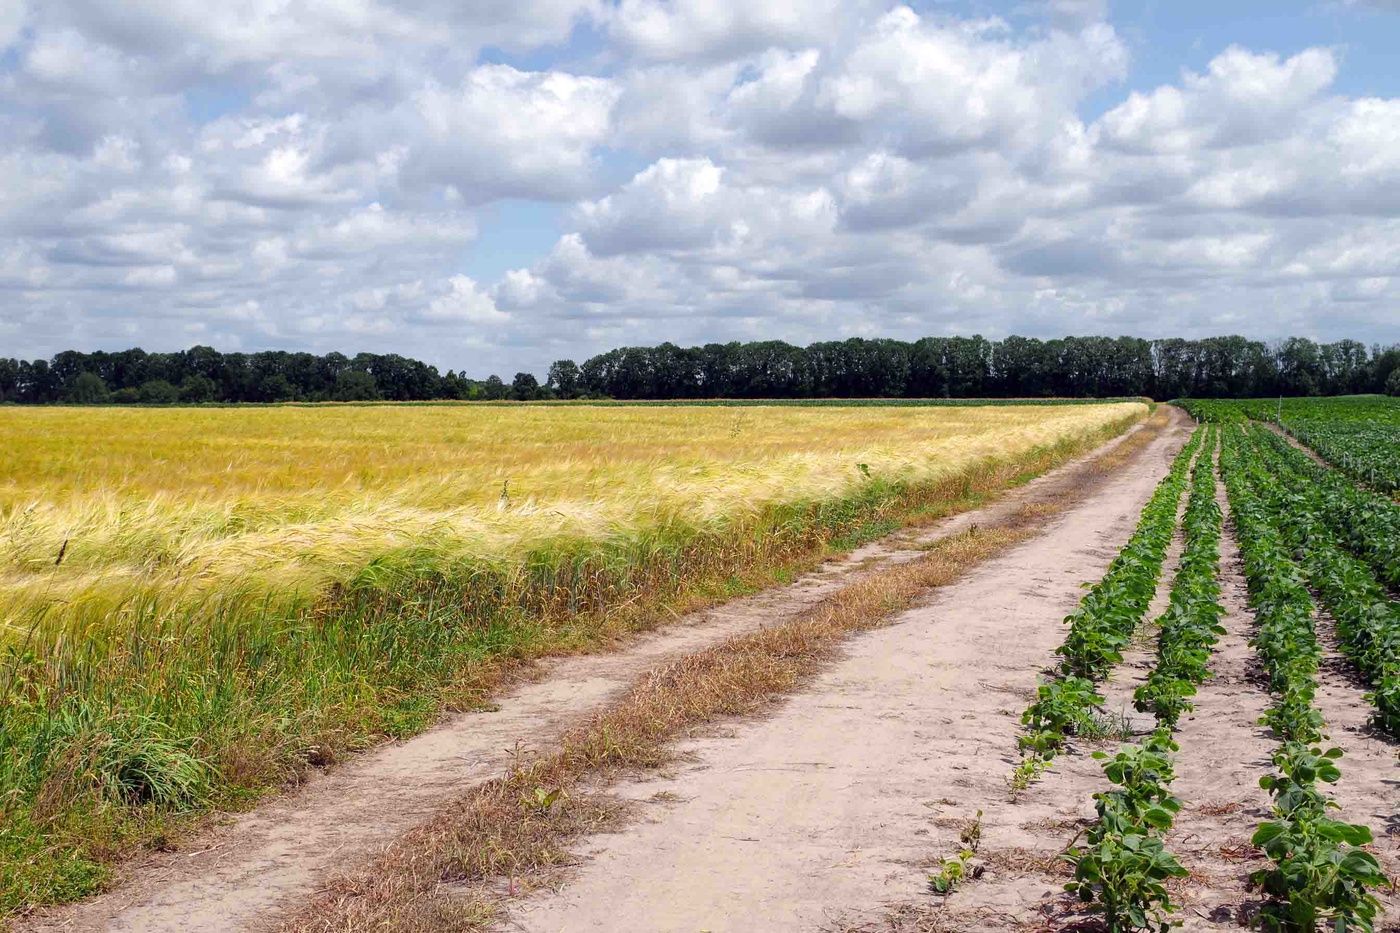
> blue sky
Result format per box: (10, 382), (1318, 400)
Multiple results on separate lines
(1, 0), (1398, 376)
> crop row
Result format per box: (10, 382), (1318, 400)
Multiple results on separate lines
(1016, 425), (1204, 778)
(1218, 424), (1387, 931)
(1013, 427), (1213, 929)
(1232, 428), (1400, 737)
(1056, 427), (1207, 681)
(1177, 396), (1400, 495)
(1250, 427), (1400, 591)
(1067, 433), (1228, 931)
(1133, 427), (1225, 729)
(1065, 728), (1189, 932)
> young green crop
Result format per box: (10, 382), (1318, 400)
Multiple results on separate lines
(1134, 427), (1225, 728)
(1065, 729), (1189, 933)
(1233, 428), (1400, 738)
(1057, 426), (1206, 681)
(1252, 743), (1387, 933)
(1178, 395), (1400, 494)
(1012, 424), (1204, 794)
(1218, 424), (1388, 930)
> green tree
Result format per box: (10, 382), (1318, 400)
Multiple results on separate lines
(512, 372), (540, 401)
(137, 379), (181, 404)
(180, 375), (218, 403)
(1387, 369), (1400, 397)
(66, 371), (109, 404)
(332, 370), (381, 401)
(261, 373), (298, 402)
(547, 359), (582, 399)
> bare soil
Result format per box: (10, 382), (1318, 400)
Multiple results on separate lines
(16, 411), (1172, 933)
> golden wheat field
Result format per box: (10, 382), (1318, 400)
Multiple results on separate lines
(0, 400), (1145, 912)
(1, 401), (1145, 628)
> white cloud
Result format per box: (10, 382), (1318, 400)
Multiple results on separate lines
(0, 0), (26, 49)
(1098, 47), (1337, 154)
(424, 275), (510, 323)
(1, 0), (1399, 375)
(607, 0), (842, 61)
(400, 65), (620, 202)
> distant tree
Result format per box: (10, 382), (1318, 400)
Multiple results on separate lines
(261, 373), (298, 402)
(0, 359), (18, 402)
(547, 359), (582, 399)
(180, 375), (218, 403)
(1276, 337), (1324, 396)
(512, 372), (540, 401)
(137, 379), (181, 404)
(332, 370), (381, 401)
(66, 371), (109, 404)
(1371, 346), (1400, 393)
(438, 370), (474, 400)
(1387, 369), (1400, 397)
(483, 374), (508, 400)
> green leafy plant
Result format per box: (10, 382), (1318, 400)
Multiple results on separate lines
(1065, 730), (1188, 933)
(929, 810), (983, 896)
(1251, 745), (1388, 933)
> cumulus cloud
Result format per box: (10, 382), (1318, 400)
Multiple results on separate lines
(400, 66), (620, 202)
(423, 275), (510, 323)
(607, 0), (843, 61)
(1, 0), (1398, 374)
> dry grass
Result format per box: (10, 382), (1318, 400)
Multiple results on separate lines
(278, 410), (1169, 933)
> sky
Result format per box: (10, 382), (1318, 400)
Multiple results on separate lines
(1, 0), (1398, 377)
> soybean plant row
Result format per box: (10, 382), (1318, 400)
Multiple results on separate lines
(1063, 430), (1224, 932)
(1005, 425), (1212, 930)
(1218, 424), (1388, 932)
(1015, 424), (1204, 785)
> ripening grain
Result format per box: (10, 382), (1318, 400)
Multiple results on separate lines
(2, 402), (1143, 623)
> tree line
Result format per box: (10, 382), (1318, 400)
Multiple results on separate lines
(2, 335), (1398, 405)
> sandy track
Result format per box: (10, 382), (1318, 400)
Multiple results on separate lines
(498, 411), (1195, 932)
(17, 411), (1168, 933)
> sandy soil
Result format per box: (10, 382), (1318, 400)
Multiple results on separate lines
(1093, 440), (1204, 738)
(1167, 479), (1279, 929)
(17, 412), (1169, 933)
(497, 412), (1196, 932)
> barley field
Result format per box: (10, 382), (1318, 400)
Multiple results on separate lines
(0, 400), (1145, 911)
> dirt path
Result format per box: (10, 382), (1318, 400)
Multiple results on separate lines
(495, 413), (1194, 932)
(17, 410), (1181, 933)
(1257, 419), (1328, 467)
